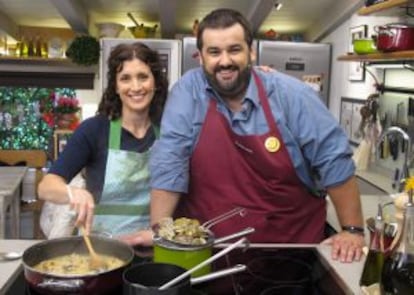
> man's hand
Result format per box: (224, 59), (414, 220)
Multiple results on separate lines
(322, 231), (366, 263)
(117, 229), (154, 246)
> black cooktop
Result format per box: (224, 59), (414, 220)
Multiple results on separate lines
(192, 246), (352, 295)
(8, 246), (352, 295)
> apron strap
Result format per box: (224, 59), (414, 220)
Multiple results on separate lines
(153, 125), (160, 139)
(109, 119), (122, 150)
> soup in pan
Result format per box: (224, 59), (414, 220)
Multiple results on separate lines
(33, 253), (124, 275)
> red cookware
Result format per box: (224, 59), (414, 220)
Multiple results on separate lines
(22, 236), (134, 295)
(375, 23), (414, 52)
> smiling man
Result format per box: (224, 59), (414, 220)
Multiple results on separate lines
(149, 8), (365, 263)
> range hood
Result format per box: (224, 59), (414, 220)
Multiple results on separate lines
(0, 57), (96, 89)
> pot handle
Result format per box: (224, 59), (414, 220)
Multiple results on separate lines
(190, 264), (247, 285)
(37, 278), (85, 292)
(213, 227), (255, 244)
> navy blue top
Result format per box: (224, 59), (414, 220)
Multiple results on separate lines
(49, 115), (155, 201)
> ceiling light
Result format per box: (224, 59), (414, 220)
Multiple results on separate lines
(275, 3), (283, 11)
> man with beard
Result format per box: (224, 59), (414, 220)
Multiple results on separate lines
(147, 8), (365, 262)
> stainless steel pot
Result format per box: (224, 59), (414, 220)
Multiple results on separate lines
(123, 262), (246, 295)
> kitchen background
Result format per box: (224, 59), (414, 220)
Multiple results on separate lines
(0, 0), (413, 238)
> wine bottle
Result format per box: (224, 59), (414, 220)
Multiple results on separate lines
(381, 191), (414, 294)
(360, 204), (385, 287)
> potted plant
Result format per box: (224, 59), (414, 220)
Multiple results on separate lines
(66, 35), (100, 66)
(52, 94), (80, 130)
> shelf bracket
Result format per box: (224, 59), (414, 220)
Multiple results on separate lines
(403, 5), (414, 17)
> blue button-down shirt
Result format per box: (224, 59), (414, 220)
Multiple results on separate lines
(149, 68), (355, 195)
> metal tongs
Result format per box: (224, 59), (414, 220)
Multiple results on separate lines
(201, 207), (247, 230)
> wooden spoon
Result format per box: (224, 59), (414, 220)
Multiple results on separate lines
(80, 226), (107, 270)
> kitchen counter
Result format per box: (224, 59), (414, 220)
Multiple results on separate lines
(0, 239), (364, 294)
(0, 239), (38, 294)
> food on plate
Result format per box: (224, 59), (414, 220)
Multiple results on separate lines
(33, 253), (124, 275)
(157, 217), (209, 245)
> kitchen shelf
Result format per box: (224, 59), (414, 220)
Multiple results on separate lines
(337, 50), (414, 62)
(0, 56), (96, 89)
(358, 0), (413, 15)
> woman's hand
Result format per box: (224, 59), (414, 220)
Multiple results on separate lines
(321, 231), (366, 263)
(67, 186), (95, 234)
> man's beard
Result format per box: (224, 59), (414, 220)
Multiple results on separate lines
(204, 63), (251, 99)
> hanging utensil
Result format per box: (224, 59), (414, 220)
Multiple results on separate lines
(158, 237), (247, 290)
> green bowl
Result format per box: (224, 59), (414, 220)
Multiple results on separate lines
(353, 38), (377, 54)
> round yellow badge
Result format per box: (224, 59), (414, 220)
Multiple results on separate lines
(264, 136), (280, 153)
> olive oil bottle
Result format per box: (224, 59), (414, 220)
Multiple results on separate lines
(360, 204), (385, 288)
(381, 192), (414, 294)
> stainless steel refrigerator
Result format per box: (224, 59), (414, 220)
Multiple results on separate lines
(257, 41), (331, 106)
(100, 38), (182, 91)
(181, 37), (258, 75)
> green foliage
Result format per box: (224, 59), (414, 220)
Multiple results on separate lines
(66, 35), (100, 66)
(0, 87), (76, 150)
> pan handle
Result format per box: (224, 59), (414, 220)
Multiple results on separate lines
(190, 264), (247, 285)
(37, 278), (84, 292)
(214, 227), (255, 244)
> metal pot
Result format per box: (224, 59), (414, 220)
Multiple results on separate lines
(375, 23), (414, 52)
(123, 262), (246, 295)
(22, 236), (135, 295)
(153, 227), (254, 277)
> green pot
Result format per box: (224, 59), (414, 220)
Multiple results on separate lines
(353, 38), (377, 54)
(153, 238), (213, 277)
(153, 227), (255, 278)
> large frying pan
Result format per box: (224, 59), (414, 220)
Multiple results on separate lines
(22, 236), (134, 295)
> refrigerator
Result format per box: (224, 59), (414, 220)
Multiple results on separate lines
(257, 41), (331, 106)
(100, 38), (182, 91)
(181, 37), (258, 75)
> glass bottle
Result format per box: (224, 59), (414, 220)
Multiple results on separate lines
(360, 204), (385, 288)
(27, 36), (34, 57)
(381, 191), (414, 294)
(20, 36), (28, 57)
(35, 35), (42, 57)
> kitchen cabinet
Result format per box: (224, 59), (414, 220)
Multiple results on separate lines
(0, 56), (96, 89)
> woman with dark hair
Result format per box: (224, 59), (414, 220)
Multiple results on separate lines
(38, 42), (168, 239)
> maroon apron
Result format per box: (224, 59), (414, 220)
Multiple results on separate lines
(175, 71), (326, 243)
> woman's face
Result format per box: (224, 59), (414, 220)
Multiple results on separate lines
(116, 58), (156, 117)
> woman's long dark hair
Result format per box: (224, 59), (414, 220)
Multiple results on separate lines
(97, 42), (168, 125)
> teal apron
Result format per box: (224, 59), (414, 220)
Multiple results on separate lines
(93, 119), (154, 236)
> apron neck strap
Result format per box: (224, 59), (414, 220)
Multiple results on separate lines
(109, 119), (122, 150)
(153, 125), (160, 139)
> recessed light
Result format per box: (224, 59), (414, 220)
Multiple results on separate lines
(275, 3), (283, 10)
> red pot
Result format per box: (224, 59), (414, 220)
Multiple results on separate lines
(375, 23), (414, 52)
(22, 236), (134, 295)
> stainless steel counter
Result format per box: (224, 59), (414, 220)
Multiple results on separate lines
(0, 239), (38, 294)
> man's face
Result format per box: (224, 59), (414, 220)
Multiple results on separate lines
(199, 23), (256, 99)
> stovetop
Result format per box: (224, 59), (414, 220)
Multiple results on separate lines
(192, 246), (351, 295)
(8, 246), (352, 295)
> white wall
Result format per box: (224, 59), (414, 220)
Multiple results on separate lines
(322, 14), (400, 121)
(76, 75), (101, 120)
